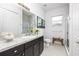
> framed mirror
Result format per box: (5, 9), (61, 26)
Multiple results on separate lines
(37, 16), (45, 28)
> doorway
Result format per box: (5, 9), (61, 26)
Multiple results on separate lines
(65, 16), (69, 53)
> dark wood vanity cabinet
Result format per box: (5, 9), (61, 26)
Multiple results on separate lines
(24, 40), (34, 56)
(24, 36), (44, 56)
(25, 46), (34, 56)
(0, 36), (44, 56)
(34, 37), (44, 56)
(33, 41), (40, 56)
(0, 44), (24, 56)
(39, 38), (44, 54)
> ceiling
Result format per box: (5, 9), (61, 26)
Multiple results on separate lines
(39, 3), (69, 11)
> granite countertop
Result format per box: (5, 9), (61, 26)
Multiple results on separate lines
(0, 34), (43, 53)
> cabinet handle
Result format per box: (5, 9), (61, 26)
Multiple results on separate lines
(23, 53), (24, 56)
(14, 50), (18, 53)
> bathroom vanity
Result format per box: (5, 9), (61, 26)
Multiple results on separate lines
(0, 4), (44, 56)
(0, 35), (44, 56)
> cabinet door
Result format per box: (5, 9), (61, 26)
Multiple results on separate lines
(39, 37), (44, 55)
(25, 46), (34, 56)
(34, 42), (40, 56)
(39, 39), (44, 54)
(0, 44), (24, 56)
(16, 52), (24, 56)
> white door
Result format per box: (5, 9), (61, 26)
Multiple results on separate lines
(70, 3), (79, 56)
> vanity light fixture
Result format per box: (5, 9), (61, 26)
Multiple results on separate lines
(18, 3), (30, 11)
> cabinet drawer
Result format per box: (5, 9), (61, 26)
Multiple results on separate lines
(25, 39), (38, 48)
(0, 44), (24, 56)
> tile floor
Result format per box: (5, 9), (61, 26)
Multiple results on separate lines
(41, 44), (67, 56)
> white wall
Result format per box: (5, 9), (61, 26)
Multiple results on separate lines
(23, 3), (45, 19)
(44, 5), (69, 40)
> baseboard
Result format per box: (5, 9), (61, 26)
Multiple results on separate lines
(64, 45), (69, 56)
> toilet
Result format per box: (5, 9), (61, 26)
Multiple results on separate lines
(44, 39), (52, 47)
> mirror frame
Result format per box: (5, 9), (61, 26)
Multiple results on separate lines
(37, 16), (45, 28)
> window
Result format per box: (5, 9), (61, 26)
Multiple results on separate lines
(52, 16), (63, 25)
